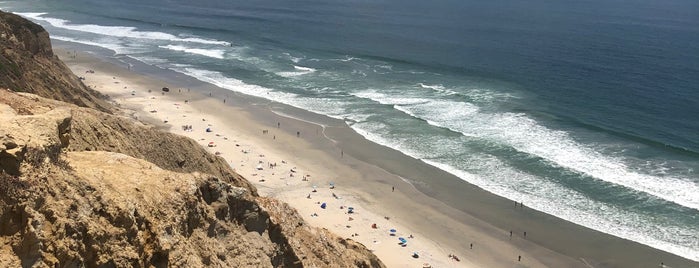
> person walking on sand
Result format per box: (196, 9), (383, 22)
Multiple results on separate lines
(392, 186), (395, 192)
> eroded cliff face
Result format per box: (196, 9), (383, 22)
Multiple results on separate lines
(0, 10), (112, 113)
(0, 10), (383, 268)
(0, 90), (384, 267)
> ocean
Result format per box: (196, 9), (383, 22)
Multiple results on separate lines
(3, 0), (698, 261)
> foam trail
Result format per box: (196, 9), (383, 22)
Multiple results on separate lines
(17, 13), (230, 46)
(348, 119), (699, 261)
(422, 159), (699, 262)
(353, 90), (699, 211)
(169, 67), (350, 118)
(159, 45), (225, 59)
(276, 65), (316, 77)
(418, 83), (446, 91)
(51, 35), (126, 54)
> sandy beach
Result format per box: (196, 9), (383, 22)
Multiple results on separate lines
(56, 46), (698, 268)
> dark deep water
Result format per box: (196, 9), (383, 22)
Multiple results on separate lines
(3, 0), (698, 260)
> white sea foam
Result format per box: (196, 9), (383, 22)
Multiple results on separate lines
(339, 56), (357, 62)
(422, 159), (699, 262)
(51, 35), (125, 54)
(418, 83), (516, 102)
(127, 55), (170, 66)
(418, 83), (460, 97)
(353, 90), (431, 106)
(17, 13), (230, 46)
(11, 3), (696, 262)
(348, 118), (698, 261)
(159, 45), (225, 59)
(170, 67), (349, 119)
(294, 65), (315, 72)
(276, 65), (317, 78)
(353, 90), (699, 211)
(171, 66), (699, 260)
(282, 53), (303, 63)
(172, 67), (273, 96)
(418, 83), (446, 91)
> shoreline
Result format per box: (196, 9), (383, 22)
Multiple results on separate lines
(55, 44), (698, 267)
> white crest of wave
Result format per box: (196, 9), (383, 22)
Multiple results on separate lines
(352, 90), (432, 106)
(173, 67), (273, 97)
(417, 83), (516, 102)
(170, 67), (349, 118)
(159, 45), (225, 59)
(353, 89), (699, 211)
(423, 159), (699, 262)
(340, 56), (357, 62)
(418, 83), (446, 91)
(349, 116), (699, 261)
(461, 112), (699, 210)
(276, 65), (316, 78)
(293, 65), (315, 72)
(282, 53), (303, 63)
(51, 36), (127, 54)
(17, 13), (230, 46)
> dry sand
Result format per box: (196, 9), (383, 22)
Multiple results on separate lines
(56, 47), (697, 268)
(60, 49), (547, 268)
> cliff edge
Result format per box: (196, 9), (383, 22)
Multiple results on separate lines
(0, 10), (112, 113)
(0, 10), (384, 268)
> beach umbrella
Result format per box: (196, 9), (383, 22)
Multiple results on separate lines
(399, 237), (407, 243)
(321, 203), (327, 209)
(389, 229), (396, 234)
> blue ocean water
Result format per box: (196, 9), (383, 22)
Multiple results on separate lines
(3, 0), (698, 261)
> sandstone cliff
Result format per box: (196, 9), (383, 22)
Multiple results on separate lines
(0, 10), (112, 113)
(0, 11), (384, 268)
(0, 86), (383, 268)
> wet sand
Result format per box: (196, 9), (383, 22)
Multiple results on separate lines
(56, 45), (698, 268)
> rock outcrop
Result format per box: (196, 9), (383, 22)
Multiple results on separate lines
(0, 10), (112, 113)
(0, 90), (384, 267)
(0, 11), (384, 268)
